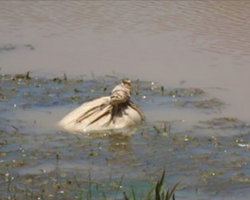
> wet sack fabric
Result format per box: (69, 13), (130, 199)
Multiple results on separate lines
(59, 79), (145, 133)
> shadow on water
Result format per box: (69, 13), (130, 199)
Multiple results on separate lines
(0, 74), (250, 199)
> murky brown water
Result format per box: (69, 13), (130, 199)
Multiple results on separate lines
(1, 1), (250, 199)
(0, 1), (250, 122)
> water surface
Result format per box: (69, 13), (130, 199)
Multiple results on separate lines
(0, 1), (250, 120)
(1, 1), (250, 199)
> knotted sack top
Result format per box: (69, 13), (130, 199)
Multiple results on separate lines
(59, 79), (145, 133)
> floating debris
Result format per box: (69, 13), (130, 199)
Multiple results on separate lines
(0, 43), (35, 52)
(198, 117), (248, 129)
(11, 71), (31, 81)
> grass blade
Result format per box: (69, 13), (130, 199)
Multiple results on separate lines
(123, 191), (130, 200)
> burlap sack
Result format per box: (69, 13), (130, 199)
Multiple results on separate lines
(59, 79), (144, 133)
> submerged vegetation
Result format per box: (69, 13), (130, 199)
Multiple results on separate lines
(123, 170), (178, 200)
(0, 72), (225, 111)
(1, 72), (250, 200)
(0, 43), (35, 53)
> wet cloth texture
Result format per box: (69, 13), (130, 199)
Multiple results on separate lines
(59, 79), (145, 133)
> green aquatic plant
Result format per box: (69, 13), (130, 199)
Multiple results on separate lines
(151, 170), (178, 200)
(123, 170), (179, 200)
(194, 98), (224, 109)
(174, 97), (224, 111)
(198, 117), (248, 130)
(3, 73), (248, 199)
(167, 88), (204, 98)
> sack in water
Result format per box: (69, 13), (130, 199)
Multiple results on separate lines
(59, 79), (145, 133)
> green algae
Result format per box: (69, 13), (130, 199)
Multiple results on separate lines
(0, 73), (250, 199)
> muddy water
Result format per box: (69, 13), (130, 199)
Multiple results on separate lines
(1, 1), (250, 121)
(1, 75), (250, 200)
(1, 1), (250, 200)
